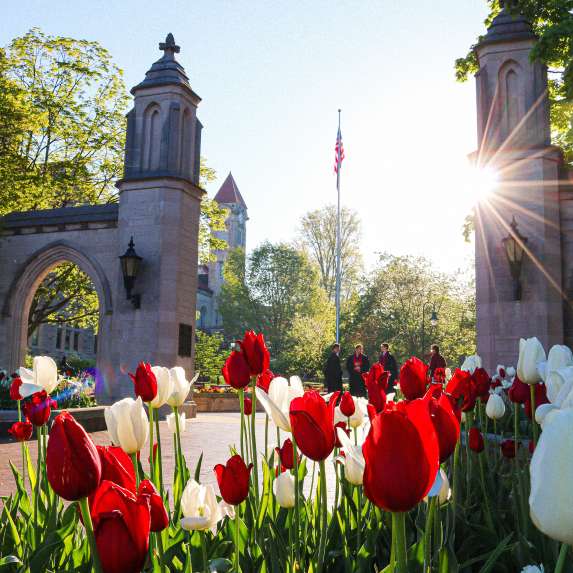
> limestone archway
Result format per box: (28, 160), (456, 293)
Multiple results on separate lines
(2, 239), (115, 397)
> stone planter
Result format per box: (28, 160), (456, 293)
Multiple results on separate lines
(193, 392), (264, 413)
(0, 401), (197, 438)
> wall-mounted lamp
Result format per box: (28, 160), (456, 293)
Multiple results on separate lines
(119, 236), (142, 309)
(502, 217), (527, 301)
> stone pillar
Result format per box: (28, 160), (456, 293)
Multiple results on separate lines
(473, 9), (564, 371)
(112, 34), (204, 399)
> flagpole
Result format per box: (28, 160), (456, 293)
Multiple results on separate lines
(335, 109), (342, 343)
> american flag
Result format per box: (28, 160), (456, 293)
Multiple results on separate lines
(334, 127), (344, 173)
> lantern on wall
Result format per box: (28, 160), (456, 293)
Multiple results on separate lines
(502, 217), (527, 301)
(119, 237), (142, 309)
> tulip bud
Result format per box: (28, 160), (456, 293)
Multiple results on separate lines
(9, 377), (23, 401)
(461, 355), (482, 374)
(424, 468), (451, 505)
(274, 471), (295, 508)
(214, 455), (252, 505)
(167, 367), (196, 407)
(485, 393), (505, 420)
(517, 338), (546, 385)
(500, 439), (519, 458)
(222, 351), (251, 389)
(23, 390), (56, 427)
(181, 479), (235, 531)
(545, 345), (573, 379)
(47, 412), (102, 501)
(166, 411), (186, 434)
(129, 362), (157, 403)
(8, 420), (33, 442)
(105, 397), (149, 454)
(339, 391), (355, 417)
(276, 438), (296, 469)
(506, 366), (516, 378)
(150, 366), (173, 409)
(243, 396), (253, 416)
(468, 428), (484, 453)
(19, 355), (59, 398)
(240, 330), (270, 376)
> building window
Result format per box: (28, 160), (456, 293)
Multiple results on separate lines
(64, 329), (71, 351)
(29, 328), (39, 347)
(73, 331), (80, 351)
(56, 326), (63, 350)
(178, 323), (193, 357)
(94, 334), (98, 354)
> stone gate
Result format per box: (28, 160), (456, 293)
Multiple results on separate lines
(0, 34), (204, 402)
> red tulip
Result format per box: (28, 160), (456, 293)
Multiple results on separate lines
(239, 330), (270, 376)
(8, 420), (33, 441)
(366, 403), (377, 423)
(433, 368), (446, 384)
(499, 367), (506, 379)
(244, 396), (253, 416)
(138, 479), (168, 531)
(339, 391), (355, 417)
(364, 365), (389, 413)
(129, 362), (157, 403)
(256, 369), (275, 393)
(399, 357), (428, 400)
(9, 377), (23, 401)
(472, 368), (491, 401)
(275, 438), (297, 469)
(47, 412), (102, 501)
(23, 390), (56, 427)
(222, 350), (251, 389)
(446, 369), (476, 411)
(289, 391), (340, 461)
(91, 480), (151, 573)
(362, 398), (439, 512)
(96, 445), (136, 492)
(426, 388), (460, 463)
(525, 383), (549, 419)
(468, 427), (484, 453)
(501, 439), (519, 458)
(508, 376), (529, 404)
(334, 421), (350, 448)
(214, 454), (253, 505)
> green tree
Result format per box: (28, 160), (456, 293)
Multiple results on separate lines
(194, 331), (228, 383)
(297, 205), (363, 300)
(342, 254), (476, 369)
(219, 242), (333, 375)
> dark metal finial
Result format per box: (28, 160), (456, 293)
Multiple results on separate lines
(159, 33), (180, 58)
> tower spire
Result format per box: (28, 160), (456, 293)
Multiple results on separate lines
(159, 33), (180, 61)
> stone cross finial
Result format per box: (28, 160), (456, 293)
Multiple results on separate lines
(159, 33), (180, 59)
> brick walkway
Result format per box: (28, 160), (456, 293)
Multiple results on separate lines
(0, 413), (338, 500)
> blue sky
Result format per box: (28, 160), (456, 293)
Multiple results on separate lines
(1, 0), (491, 273)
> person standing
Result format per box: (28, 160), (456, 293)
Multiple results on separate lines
(346, 344), (370, 397)
(428, 344), (446, 380)
(379, 342), (398, 392)
(324, 343), (343, 393)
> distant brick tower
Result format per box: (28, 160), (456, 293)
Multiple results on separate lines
(473, 6), (572, 370)
(210, 172), (248, 328)
(114, 34), (204, 395)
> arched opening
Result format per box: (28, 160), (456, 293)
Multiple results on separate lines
(143, 103), (161, 171)
(3, 241), (114, 402)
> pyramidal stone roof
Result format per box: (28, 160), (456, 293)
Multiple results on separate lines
(478, 3), (536, 47)
(214, 172), (247, 209)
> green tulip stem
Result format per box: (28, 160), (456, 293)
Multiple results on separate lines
(200, 530), (208, 573)
(424, 496), (435, 571)
(555, 543), (569, 573)
(452, 439), (460, 524)
(17, 399), (21, 422)
(33, 425), (42, 547)
(276, 427), (281, 473)
(478, 453), (495, 532)
(250, 377), (259, 500)
(238, 389), (245, 461)
(309, 460), (316, 497)
(317, 460), (328, 572)
(155, 415), (165, 500)
(131, 453), (140, 487)
(356, 485), (363, 556)
(234, 510), (241, 573)
(392, 512), (408, 573)
(149, 405), (155, 483)
(514, 402), (519, 443)
(17, 400), (26, 485)
(292, 437), (302, 565)
(186, 534), (193, 573)
(529, 384), (538, 446)
(174, 406), (184, 479)
(79, 497), (103, 573)
(264, 413), (269, 463)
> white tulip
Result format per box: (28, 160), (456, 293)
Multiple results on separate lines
(521, 566), (544, 573)
(424, 468), (451, 505)
(461, 355), (482, 374)
(530, 407), (573, 544)
(517, 338), (546, 384)
(546, 345), (573, 376)
(273, 471), (295, 508)
(150, 366), (174, 409)
(256, 376), (304, 432)
(167, 367), (198, 407)
(545, 366), (573, 405)
(19, 356), (59, 398)
(535, 403), (558, 428)
(485, 393), (506, 420)
(334, 396), (367, 429)
(166, 411), (186, 434)
(180, 479), (234, 533)
(444, 368), (452, 381)
(105, 397), (149, 454)
(506, 366), (516, 379)
(336, 427), (365, 485)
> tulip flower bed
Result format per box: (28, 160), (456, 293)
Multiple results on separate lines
(1, 334), (573, 572)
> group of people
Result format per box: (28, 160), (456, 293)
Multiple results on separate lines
(323, 342), (447, 397)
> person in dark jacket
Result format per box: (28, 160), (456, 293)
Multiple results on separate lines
(324, 343), (343, 392)
(346, 344), (370, 397)
(379, 342), (398, 392)
(428, 344), (447, 379)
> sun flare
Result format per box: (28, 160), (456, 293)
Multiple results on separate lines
(470, 165), (499, 204)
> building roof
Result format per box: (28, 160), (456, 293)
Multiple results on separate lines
(478, 4), (536, 47)
(214, 172), (247, 209)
